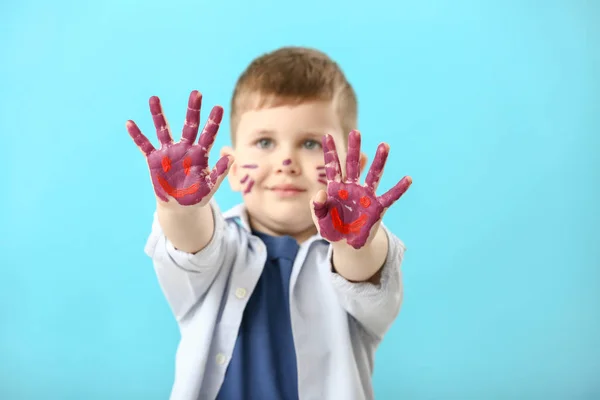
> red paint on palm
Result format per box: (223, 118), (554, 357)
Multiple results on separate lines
(313, 130), (412, 249)
(126, 90), (230, 206)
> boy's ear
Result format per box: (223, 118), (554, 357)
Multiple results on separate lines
(359, 152), (368, 175)
(220, 146), (241, 192)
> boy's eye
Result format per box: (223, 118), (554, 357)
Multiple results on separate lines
(303, 139), (321, 150)
(256, 138), (273, 149)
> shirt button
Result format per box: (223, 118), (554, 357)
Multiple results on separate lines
(215, 353), (226, 365)
(235, 288), (247, 299)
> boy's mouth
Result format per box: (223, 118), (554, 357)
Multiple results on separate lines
(270, 183), (305, 191)
(270, 183), (306, 197)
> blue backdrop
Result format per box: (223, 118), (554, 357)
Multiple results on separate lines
(1, 0), (598, 398)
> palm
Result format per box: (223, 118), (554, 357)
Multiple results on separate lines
(126, 90), (230, 206)
(313, 131), (412, 249)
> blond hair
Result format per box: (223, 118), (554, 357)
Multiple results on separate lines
(230, 46), (357, 144)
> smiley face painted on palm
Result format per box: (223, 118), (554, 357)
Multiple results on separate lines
(321, 183), (377, 237)
(126, 91), (230, 206)
(313, 130), (412, 249)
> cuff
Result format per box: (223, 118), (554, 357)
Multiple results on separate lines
(329, 224), (405, 299)
(144, 199), (227, 271)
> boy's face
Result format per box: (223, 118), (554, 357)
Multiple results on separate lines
(222, 100), (365, 241)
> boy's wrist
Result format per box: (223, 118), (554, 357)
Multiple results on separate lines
(156, 200), (216, 254)
(156, 197), (210, 214)
(331, 226), (388, 283)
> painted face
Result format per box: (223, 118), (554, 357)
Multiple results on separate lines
(224, 100), (351, 239)
(238, 163), (258, 194)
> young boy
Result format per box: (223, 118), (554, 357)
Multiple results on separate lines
(126, 47), (412, 400)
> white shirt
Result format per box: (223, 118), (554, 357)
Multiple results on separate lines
(144, 201), (406, 400)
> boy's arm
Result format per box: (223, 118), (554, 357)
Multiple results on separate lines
(145, 200), (236, 321)
(311, 131), (411, 340)
(331, 224), (388, 283)
(156, 199), (214, 254)
(328, 224), (405, 341)
(127, 90), (235, 321)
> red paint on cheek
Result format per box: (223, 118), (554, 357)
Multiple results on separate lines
(161, 156), (171, 172)
(338, 189), (349, 200)
(359, 196), (371, 208)
(183, 156), (192, 175)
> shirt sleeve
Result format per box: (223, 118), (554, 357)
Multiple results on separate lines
(143, 200), (236, 322)
(328, 223), (405, 341)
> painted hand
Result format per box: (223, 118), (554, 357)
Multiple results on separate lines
(312, 130), (412, 249)
(126, 90), (232, 207)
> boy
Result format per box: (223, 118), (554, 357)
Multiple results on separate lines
(126, 47), (412, 400)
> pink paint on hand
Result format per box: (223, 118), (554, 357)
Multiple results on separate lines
(126, 90), (231, 206)
(313, 130), (412, 249)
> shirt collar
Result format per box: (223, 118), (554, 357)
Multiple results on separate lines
(222, 203), (326, 244)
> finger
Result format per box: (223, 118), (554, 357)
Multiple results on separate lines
(126, 120), (155, 156)
(209, 154), (234, 189)
(346, 130), (361, 183)
(365, 143), (389, 192)
(149, 96), (173, 146)
(379, 176), (412, 209)
(198, 106), (224, 158)
(322, 134), (342, 182)
(181, 90), (203, 143)
(312, 189), (328, 221)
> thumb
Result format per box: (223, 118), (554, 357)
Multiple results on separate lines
(310, 190), (328, 231)
(209, 154), (235, 186)
(311, 190), (328, 219)
(197, 154), (234, 207)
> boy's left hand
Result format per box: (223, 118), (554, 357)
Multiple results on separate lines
(311, 130), (412, 249)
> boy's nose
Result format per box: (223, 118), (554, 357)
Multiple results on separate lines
(276, 158), (300, 175)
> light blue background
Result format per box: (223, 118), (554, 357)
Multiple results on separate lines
(1, 0), (598, 398)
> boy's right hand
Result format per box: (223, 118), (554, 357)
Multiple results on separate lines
(126, 90), (233, 208)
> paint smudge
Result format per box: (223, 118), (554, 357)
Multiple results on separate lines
(243, 179), (255, 194)
(317, 165), (327, 185)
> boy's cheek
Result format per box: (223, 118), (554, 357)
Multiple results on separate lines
(306, 188), (321, 200)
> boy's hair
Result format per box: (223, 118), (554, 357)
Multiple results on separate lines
(229, 46), (358, 145)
